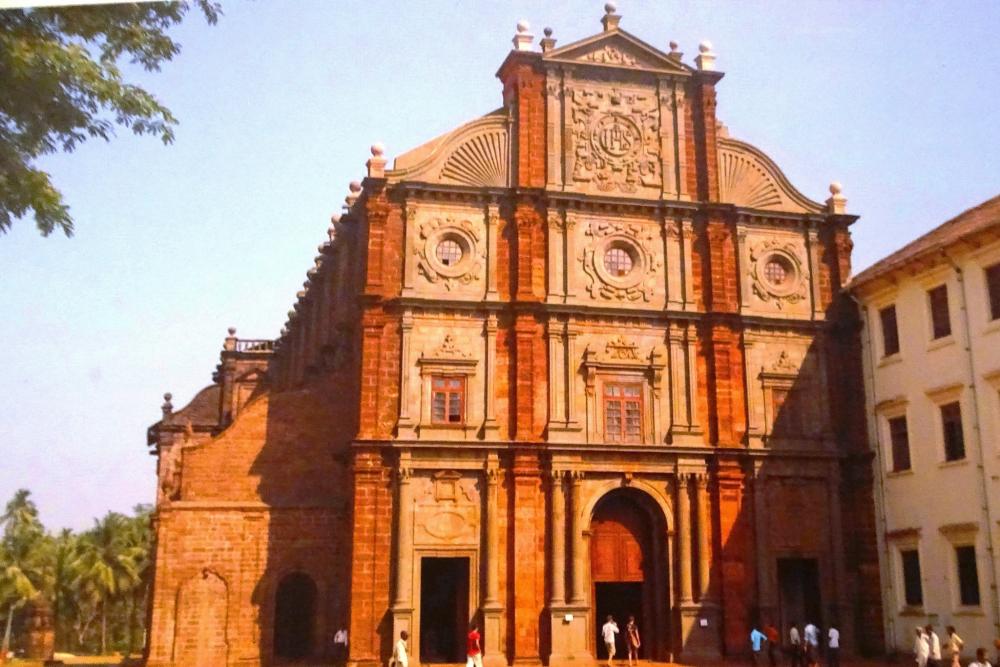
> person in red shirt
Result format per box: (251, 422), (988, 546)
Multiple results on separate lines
(763, 623), (780, 666)
(466, 623), (482, 667)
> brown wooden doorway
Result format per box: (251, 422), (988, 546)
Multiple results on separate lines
(590, 489), (667, 661)
(420, 557), (469, 663)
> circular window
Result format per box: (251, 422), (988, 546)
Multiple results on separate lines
(435, 238), (463, 267)
(603, 245), (634, 277)
(764, 255), (792, 286)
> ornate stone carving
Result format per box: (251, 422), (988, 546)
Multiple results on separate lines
(578, 220), (662, 302)
(569, 87), (660, 193)
(769, 350), (798, 374)
(414, 216), (485, 290)
(584, 45), (638, 67)
(440, 129), (508, 187)
(424, 333), (473, 360)
(717, 137), (823, 213)
(749, 240), (809, 308)
(605, 335), (640, 361)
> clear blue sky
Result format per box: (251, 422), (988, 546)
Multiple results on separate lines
(2, 0), (998, 531)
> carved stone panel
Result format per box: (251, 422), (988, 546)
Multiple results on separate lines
(566, 84), (662, 197)
(408, 205), (488, 299)
(412, 471), (480, 546)
(739, 231), (813, 318)
(574, 217), (664, 307)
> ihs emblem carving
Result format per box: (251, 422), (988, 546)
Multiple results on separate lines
(569, 87), (660, 193)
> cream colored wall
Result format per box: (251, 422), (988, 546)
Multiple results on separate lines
(859, 238), (1000, 654)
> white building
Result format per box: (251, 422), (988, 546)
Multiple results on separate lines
(852, 195), (1000, 655)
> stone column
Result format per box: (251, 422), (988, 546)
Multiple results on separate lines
(397, 310), (415, 437)
(695, 474), (713, 602)
(483, 315), (499, 437)
(753, 465), (774, 623)
(392, 462), (414, 641)
(550, 470), (566, 605)
(482, 459), (504, 667)
(565, 324), (580, 428)
(485, 205), (500, 300)
(677, 474), (693, 603)
(569, 472), (587, 605)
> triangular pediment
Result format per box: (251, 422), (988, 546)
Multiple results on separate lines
(545, 30), (690, 76)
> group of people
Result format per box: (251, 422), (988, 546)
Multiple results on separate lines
(387, 623), (484, 667)
(747, 621), (837, 667)
(600, 615), (643, 666)
(913, 625), (994, 667)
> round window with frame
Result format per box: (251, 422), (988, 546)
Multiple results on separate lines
(435, 238), (464, 267)
(603, 243), (636, 278)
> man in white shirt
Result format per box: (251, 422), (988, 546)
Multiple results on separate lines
(803, 623), (819, 667)
(925, 625), (942, 667)
(789, 623), (803, 667)
(391, 630), (409, 667)
(601, 615), (619, 666)
(827, 625), (840, 667)
(333, 627), (349, 666)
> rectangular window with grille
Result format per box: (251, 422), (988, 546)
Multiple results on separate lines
(955, 545), (980, 606)
(928, 285), (951, 339)
(986, 262), (1000, 321)
(880, 305), (900, 356)
(901, 549), (923, 607)
(941, 401), (965, 461)
(431, 376), (465, 424)
(888, 416), (911, 472)
(604, 383), (642, 443)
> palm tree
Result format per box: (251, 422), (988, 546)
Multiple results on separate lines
(50, 529), (77, 650)
(0, 489), (45, 658)
(73, 512), (140, 654)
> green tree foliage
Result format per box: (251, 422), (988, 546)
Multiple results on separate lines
(0, 490), (153, 657)
(0, 1), (221, 237)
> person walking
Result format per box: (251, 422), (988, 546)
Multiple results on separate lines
(602, 615), (619, 666)
(914, 627), (930, 667)
(625, 615), (641, 667)
(789, 622), (803, 667)
(826, 624), (840, 667)
(466, 623), (483, 667)
(763, 622), (780, 667)
(803, 622), (819, 667)
(333, 626), (349, 667)
(927, 625), (943, 667)
(945, 627), (964, 667)
(391, 631), (409, 667)
(970, 647), (993, 667)
(750, 627), (768, 666)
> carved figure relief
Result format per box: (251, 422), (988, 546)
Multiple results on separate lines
(579, 220), (662, 302)
(583, 45), (638, 67)
(569, 87), (660, 193)
(604, 335), (640, 361)
(413, 216), (485, 290)
(749, 240), (808, 308)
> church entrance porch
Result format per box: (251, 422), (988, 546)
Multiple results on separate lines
(419, 557), (470, 664)
(589, 489), (669, 662)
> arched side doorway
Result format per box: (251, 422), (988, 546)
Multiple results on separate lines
(273, 572), (317, 662)
(590, 488), (670, 661)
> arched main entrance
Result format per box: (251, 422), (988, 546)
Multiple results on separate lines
(590, 488), (670, 661)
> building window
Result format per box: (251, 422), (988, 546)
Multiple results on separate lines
(901, 549), (923, 607)
(888, 416), (911, 472)
(879, 305), (900, 356)
(955, 545), (980, 606)
(941, 401), (965, 461)
(604, 383), (642, 443)
(603, 244), (635, 277)
(986, 262), (1000, 321)
(928, 285), (952, 339)
(436, 238), (464, 266)
(431, 376), (465, 424)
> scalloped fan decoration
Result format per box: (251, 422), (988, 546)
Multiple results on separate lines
(439, 129), (508, 187)
(718, 148), (783, 210)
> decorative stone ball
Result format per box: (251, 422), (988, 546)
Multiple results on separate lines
(330, 213), (341, 223)
(699, 40), (713, 53)
(228, 327), (237, 336)
(605, 2), (618, 15)
(370, 142), (385, 157)
(348, 180), (362, 193)
(669, 40), (678, 51)
(543, 27), (553, 37)
(163, 392), (172, 402)
(829, 181), (843, 195)
(516, 19), (530, 33)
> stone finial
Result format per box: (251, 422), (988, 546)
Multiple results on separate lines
(224, 327), (237, 351)
(161, 392), (173, 416)
(695, 40), (716, 71)
(826, 181), (847, 214)
(668, 40), (682, 60)
(601, 2), (621, 31)
(345, 180), (362, 207)
(512, 19), (534, 51)
(540, 27), (557, 53)
(228, 327), (236, 336)
(367, 143), (387, 178)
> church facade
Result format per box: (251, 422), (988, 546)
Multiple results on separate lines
(145, 8), (883, 666)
